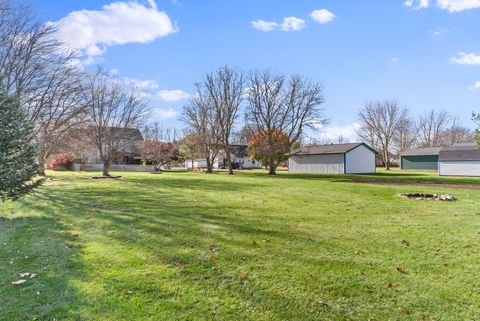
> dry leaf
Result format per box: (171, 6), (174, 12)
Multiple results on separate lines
(387, 282), (393, 288)
(19, 272), (30, 277)
(401, 240), (410, 247)
(251, 240), (258, 246)
(396, 267), (408, 274)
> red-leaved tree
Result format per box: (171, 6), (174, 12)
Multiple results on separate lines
(139, 141), (179, 173)
(247, 130), (291, 171)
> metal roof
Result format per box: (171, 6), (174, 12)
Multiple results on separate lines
(439, 143), (480, 161)
(401, 146), (443, 157)
(292, 143), (377, 155)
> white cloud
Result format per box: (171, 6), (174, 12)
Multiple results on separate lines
(437, 0), (480, 12)
(391, 57), (400, 63)
(316, 123), (361, 143)
(152, 108), (178, 120)
(405, 0), (480, 12)
(156, 89), (190, 102)
(430, 27), (448, 36)
(123, 77), (159, 89)
(404, 0), (430, 9)
(49, 1), (176, 64)
(251, 20), (279, 32)
(310, 9), (335, 24)
(281, 17), (305, 31)
(469, 81), (480, 90)
(251, 16), (305, 32)
(451, 52), (480, 65)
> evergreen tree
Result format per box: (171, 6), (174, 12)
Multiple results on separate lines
(0, 85), (42, 201)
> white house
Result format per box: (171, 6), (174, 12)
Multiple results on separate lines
(438, 143), (480, 176)
(288, 143), (377, 174)
(185, 144), (262, 169)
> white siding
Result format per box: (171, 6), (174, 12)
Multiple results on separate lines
(439, 161), (480, 176)
(288, 154), (344, 174)
(345, 145), (376, 174)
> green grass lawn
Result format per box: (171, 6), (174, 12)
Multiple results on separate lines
(1, 170), (479, 320)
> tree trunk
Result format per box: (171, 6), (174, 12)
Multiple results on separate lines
(37, 161), (46, 176)
(102, 158), (111, 176)
(268, 156), (276, 175)
(37, 149), (48, 176)
(206, 157), (213, 173)
(191, 159), (194, 170)
(225, 145), (233, 175)
(383, 146), (390, 170)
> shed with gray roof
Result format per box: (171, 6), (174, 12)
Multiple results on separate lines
(288, 143), (377, 174)
(438, 143), (480, 176)
(400, 147), (443, 170)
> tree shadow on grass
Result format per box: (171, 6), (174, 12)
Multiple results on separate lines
(0, 203), (86, 321)
(24, 178), (370, 320)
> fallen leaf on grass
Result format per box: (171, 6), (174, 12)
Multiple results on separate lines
(251, 240), (258, 246)
(387, 282), (393, 288)
(396, 267), (408, 274)
(19, 272), (30, 277)
(12, 279), (26, 285)
(401, 239), (410, 247)
(240, 272), (249, 280)
(317, 300), (330, 309)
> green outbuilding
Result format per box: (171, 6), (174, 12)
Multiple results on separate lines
(400, 147), (443, 170)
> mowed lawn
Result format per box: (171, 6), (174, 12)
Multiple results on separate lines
(1, 170), (479, 320)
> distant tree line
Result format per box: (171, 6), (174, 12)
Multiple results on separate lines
(357, 99), (474, 169)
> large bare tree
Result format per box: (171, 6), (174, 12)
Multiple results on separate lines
(182, 83), (221, 173)
(26, 56), (88, 175)
(246, 70), (326, 175)
(83, 69), (148, 177)
(357, 100), (409, 169)
(204, 66), (245, 175)
(0, 1), (87, 175)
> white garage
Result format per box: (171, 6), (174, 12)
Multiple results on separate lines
(288, 143), (378, 174)
(438, 143), (480, 176)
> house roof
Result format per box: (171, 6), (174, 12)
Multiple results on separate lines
(401, 146), (443, 157)
(439, 143), (480, 161)
(107, 127), (144, 141)
(228, 144), (248, 158)
(292, 142), (378, 156)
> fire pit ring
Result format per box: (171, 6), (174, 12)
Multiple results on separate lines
(400, 193), (456, 201)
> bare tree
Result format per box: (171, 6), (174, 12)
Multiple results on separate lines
(142, 123), (178, 142)
(83, 68), (148, 176)
(246, 70), (326, 175)
(357, 100), (409, 169)
(204, 66), (245, 174)
(26, 56), (88, 175)
(0, 1), (87, 175)
(416, 110), (450, 147)
(182, 83), (221, 173)
(392, 117), (417, 158)
(441, 116), (474, 145)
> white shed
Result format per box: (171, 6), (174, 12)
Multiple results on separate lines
(288, 143), (377, 174)
(438, 143), (480, 176)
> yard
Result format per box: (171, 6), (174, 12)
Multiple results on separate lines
(1, 170), (479, 320)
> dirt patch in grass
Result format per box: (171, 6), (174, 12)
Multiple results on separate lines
(337, 179), (480, 190)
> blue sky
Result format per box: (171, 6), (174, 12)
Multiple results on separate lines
(33, 0), (480, 141)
